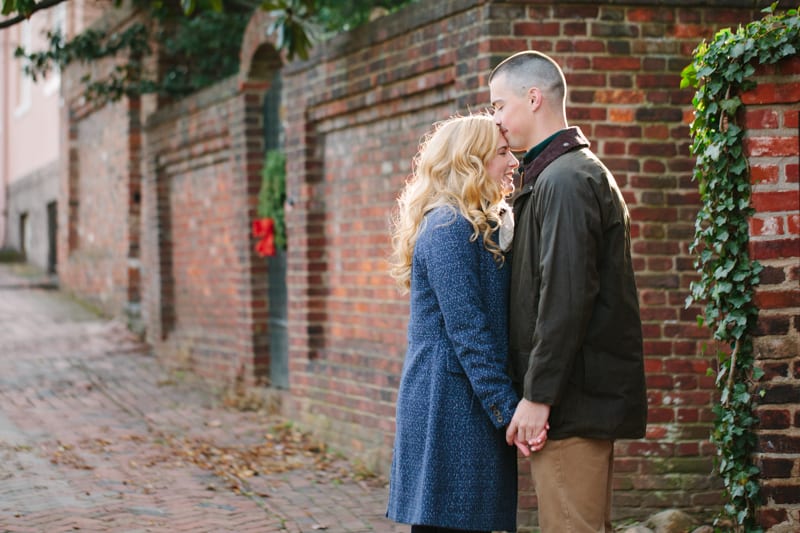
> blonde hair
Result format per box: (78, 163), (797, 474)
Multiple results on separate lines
(389, 114), (509, 292)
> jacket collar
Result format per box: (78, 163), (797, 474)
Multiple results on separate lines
(516, 126), (590, 193)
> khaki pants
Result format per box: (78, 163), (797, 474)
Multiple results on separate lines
(529, 437), (614, 533)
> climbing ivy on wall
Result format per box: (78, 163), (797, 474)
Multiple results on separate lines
(680, 4), (799, 531)
(15, 6), (250, 104)
(11, 0), (419, 103)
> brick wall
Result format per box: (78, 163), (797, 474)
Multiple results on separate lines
(271, 0), (482, 471)
(249, 0), (768, 525)
(743, 56), (800, 531)
(141, 75), (272, 383)
(61, 0), (799, 528)
(58, 6), (143, 320)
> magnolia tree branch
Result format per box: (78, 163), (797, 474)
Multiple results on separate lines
(0, 0), (70, 30)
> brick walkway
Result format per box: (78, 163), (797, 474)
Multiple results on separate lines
(0, 263), (406, 533)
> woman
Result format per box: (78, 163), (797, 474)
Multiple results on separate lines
(387, 114), (531, 533)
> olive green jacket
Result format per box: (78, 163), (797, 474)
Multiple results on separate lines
(508, 127), (647, 440)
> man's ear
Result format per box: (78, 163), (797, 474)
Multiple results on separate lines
(528, 87), (542, 110)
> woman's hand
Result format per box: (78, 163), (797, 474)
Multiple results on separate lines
(507, 398), (550, 455)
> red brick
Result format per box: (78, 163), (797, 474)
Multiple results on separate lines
(592, 56), (642, 71)
(627, 441), (675, 457)
(741, 82), (800, 105)
(752, 191), (800, 212)
(743, 109), (780, 129)
(750, 215), (785, 237)
(750, 238), (800, 261)
(757, 508), (788, 529)
(744, 136), (799, 157)
(755, 315), (791, 336)
(637, 73), (680, 89)
(633, 240), (680, 255)
(514, 21), (560, 36)
(762, 384), (800, 405)
(629, 206), (678, 222)
(784, 161), (800, 186)
(788, 214), (800, 234)
(663, 323), (712, 340)
(647, 408), (675, 423)
(645, 426), (668, 439)
(761, 484), (800, 505)
(672, 24), (707, 39)
(750, 164), (780, 184)
(754, 289), (800, 310)
(757, 409), (792, 429)
(758, 362), (789, 379)
(644, 357), (664, 372)
(673, 375), (698, 389)
(785, 110), (799, 128)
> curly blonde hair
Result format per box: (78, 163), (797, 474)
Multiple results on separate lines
(389, 114), (510, 292)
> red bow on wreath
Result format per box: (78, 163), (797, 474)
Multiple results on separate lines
(253, 217), (276, 257)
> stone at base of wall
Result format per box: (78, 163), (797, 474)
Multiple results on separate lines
(620, 508), (796, 533)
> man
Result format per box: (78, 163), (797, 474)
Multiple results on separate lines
(489, 50), (647, 532)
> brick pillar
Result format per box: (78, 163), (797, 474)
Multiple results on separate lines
(742, 56), (800, 531)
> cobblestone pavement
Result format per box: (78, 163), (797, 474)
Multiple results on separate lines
(0, 263), (406, 533)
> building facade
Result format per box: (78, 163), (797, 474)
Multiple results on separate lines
(0, 1), (103, 271)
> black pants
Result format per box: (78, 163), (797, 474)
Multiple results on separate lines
(411, 526), (490, 533)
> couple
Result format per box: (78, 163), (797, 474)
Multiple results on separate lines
(386, 51), (648, 533)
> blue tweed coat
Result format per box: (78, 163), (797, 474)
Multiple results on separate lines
(387, 206), (519, 532)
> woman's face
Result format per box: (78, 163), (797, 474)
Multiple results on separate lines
(486, 134), (519, 196)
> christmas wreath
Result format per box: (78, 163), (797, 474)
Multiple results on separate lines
(253, 149), (287, 257)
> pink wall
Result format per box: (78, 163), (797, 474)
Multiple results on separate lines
(0, 2), (100, 249)
(0, 13), (60, 246)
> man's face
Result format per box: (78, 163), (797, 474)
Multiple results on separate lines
(489, 73), (533, 152)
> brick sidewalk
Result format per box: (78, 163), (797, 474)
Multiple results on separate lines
(0, 263), (405, 533)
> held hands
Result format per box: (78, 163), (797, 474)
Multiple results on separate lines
(507, 398), (551, 457)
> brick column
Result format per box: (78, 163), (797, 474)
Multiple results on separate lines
(742, 56), (800, 531)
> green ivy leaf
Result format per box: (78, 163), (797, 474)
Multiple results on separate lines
(680, 63), (697, 88)
(683, 5), (798, 527)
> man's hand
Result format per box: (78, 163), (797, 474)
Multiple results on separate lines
(506, 399), (551, 454)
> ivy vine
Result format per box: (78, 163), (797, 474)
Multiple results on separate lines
(680, 4), (799, 531)
(11, 0), (420, 102)
(15, 4), (250, 104)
